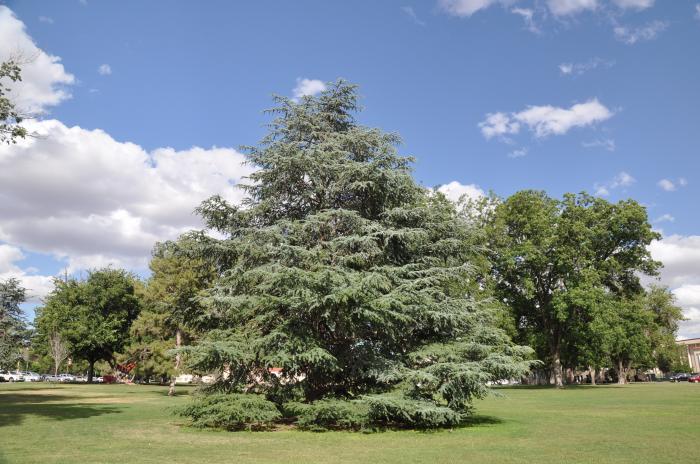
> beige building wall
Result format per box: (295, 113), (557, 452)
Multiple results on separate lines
(677, 338), (700, 372)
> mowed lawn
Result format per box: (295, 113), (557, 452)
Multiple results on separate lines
(1, 382), (698, 464)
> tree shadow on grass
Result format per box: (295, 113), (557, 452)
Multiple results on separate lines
(494, 384), (624, 391)
(0, 392), (122, 428)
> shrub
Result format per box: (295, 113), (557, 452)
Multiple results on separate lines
(174, 393), (281, 430)
(364, 395), (463, 428)
(284, 399), (369, 431)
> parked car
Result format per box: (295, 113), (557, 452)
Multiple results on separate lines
(58, 373), (76, 382)
(689, 373), (700, 383)
(45, 373), (76, 382)
(20, 371), (43, 382)
(671, 373), (691, 382)
(0, 370), (24, 382)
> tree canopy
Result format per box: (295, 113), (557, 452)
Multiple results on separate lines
(0, 278), (27, 369)
(0, 59), (28, 144)
(35, 269), (142, 382)
(483, 191), (663, 386)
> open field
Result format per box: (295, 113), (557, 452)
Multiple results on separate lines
(1, 382), (699, 464)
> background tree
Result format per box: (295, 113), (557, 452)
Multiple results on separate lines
(0, 278), (27, 369)
(176, 81), (533, 430)
(35, 269), (142, 382)
(0, 59), (28, 144)
(129, 244), (215, 394)
(47, 331), (69, 376)
(645, 286), (685, 374)
(486, 191), (660, 386)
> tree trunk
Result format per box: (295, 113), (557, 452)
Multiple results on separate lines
(550, 333), (564, 388)
(54, 362), (59, 376)
(168, 328), (183, 397)
(590, 366), (596, 386)
(87, 360), (95, 383)
(617, 359), (627, 384)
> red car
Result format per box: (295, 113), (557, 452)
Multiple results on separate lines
(690, 373), (700, 383)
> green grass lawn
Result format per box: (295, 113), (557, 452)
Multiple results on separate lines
(1, 382), (698, 464)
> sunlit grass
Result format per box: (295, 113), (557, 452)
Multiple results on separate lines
(1, 382), (698, 463)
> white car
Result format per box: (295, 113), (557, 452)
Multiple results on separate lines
(57, 373), (76, 382)
(20, 371), (43, 382)
(0, 370), (25, 382)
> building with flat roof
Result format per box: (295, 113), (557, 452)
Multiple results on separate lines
(677, 338), (700, 372)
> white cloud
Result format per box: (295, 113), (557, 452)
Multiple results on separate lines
(654, 214), (675, 224)
(558, 57), (615, 76)
(0, 6), (75, 114)
(614, 20), (668, 45)
(0, 119), (255, 274)
(657, 177), (688, 192)
(658, 178), (676, 191)
(696, 4), (700, 19)
(0, 244), (54, 302)
(611, 0), (654, 10)
(582, 138), (615, 151)
(98, 63), (112, 75)
(547, 0), (597, 16)
(649, 235), (700, 338)
(650, 235), (700, 288)
(292, 78), (326, 100)
(438, 0), (507, 17)
(594, 171), (635, 196)
(436, 181), (485, 203)
(511, 8), (540, 33)
(508, 147), (528, 158)
(401, 6), (426, 26)
(480, 99), (613, 140)
(38, 16), (54, 24)
(479, 112), (520, 139)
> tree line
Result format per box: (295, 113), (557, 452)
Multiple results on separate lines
(0, 78), (689, 430)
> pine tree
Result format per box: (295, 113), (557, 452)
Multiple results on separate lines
(177, 81), (533, 429)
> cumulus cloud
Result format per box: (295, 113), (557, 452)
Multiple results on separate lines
(0, 244), (54, 302)
(98, 63), (112, 75)
(292, 78), (326, 100)
(547, 0), (597, 16)
(436, 181), (485, 203)
(614, 20), (668, 45)
(479, 112), (520, 139)
(0, 119), (255, 274)
(649, 235), (700, 338)
(594, 171), (635, 196)
(480, 99), (613, 140)
(0, 6), (75, 114)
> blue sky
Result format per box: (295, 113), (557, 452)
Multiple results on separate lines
(1, 0), (699, 336)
